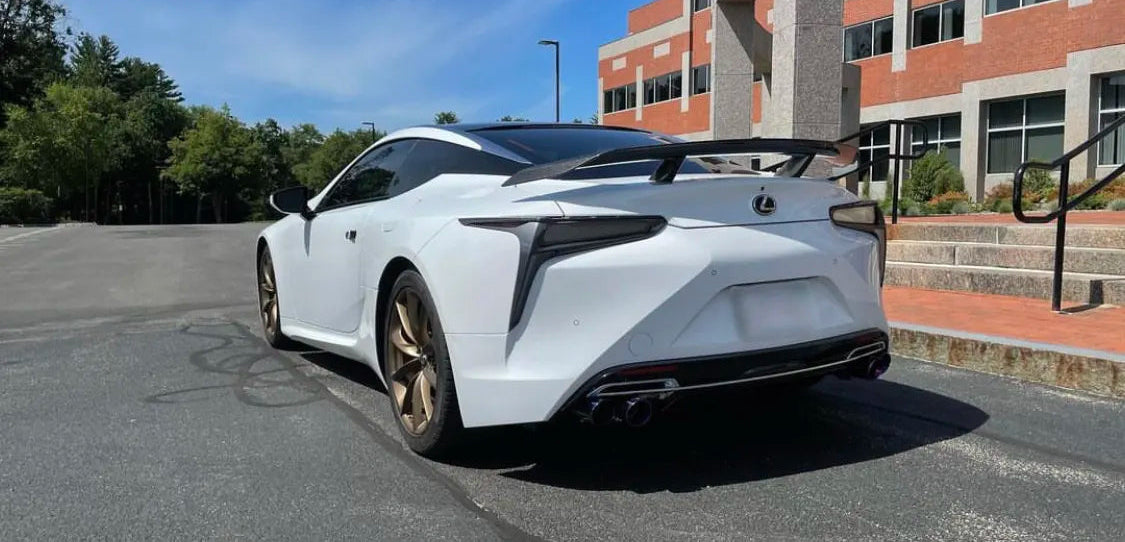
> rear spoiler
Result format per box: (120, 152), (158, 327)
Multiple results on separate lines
(502, 138), (858, 187)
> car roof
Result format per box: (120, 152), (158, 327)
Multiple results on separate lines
(435, 122), (652, 135)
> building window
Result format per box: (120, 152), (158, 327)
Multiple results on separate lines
(1099, 74), (1125, 166)
(985, 0), (1056, 15)
(693, 0), (711, 11)
(603, 84), (637, 114)
(859, 124), (892, 181)
(691, 64), (711, 95)
(912, 0), (964, 47)
(643, 71), (683, 105)
(911, 115), (962, 167)
(987, 94), (1065, 174)
(844, 17), (893, 62)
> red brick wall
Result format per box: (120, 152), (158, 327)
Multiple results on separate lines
(752, 81), (763, 123)
(857, 0), (1125, 108)
(628, 0), (683, 34)
(602, 3), (715, 136)
(843, 0), (893, 26)
(691, 7), (712, 65)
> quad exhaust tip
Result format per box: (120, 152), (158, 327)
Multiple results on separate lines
(622, 397), (654, 428)
(581, 397), (656, 427)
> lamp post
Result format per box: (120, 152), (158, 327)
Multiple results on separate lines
(361, 121), (377, 143)
(538, 39), (560, 122)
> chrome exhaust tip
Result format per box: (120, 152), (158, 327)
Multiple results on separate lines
(587, 399), (616, 426)
(861, 354), (891, 380)
(622, 397), (654, 427)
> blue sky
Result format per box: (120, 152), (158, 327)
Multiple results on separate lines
(62, 0), (651, 133)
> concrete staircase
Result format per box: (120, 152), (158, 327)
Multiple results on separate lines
(886, 223), (1125, 306)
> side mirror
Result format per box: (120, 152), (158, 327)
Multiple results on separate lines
(269, 186), (315, 219)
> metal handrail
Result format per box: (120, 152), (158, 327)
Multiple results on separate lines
(1012, 112), (1125, 312)
(834, 119), (929, 224)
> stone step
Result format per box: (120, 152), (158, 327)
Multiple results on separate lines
(888, 223), (1125, 250)
(887, 240), (1125, 276)
(884, 262), (1125, 305)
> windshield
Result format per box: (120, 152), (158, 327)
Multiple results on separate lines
(473, 127), (757, 179)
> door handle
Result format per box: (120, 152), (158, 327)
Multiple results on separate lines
(345, 230), (357, 242)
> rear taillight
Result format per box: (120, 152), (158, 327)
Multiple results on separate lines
(461, 215), (667, 328)
(829, 202), (886, 285)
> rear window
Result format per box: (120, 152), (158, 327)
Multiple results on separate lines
(473, 127), (754, 179)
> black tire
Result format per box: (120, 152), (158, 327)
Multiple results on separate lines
(383, 270), (464, 457)
(257, 245), (297, 349)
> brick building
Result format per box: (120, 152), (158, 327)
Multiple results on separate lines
(597, 0), (1125, 199)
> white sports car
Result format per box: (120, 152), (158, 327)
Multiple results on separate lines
(256, 123), (890, 456)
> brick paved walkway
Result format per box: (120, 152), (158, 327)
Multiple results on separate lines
(898, 210), (1125, 225)
(883, 286), (1125, 355)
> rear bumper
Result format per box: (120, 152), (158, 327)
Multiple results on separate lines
(560, 329), (888, 413)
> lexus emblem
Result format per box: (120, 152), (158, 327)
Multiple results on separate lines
(752, 194), (776, 216)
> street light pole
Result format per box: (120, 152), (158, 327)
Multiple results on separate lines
(538, 40), (560, 122)
(361, 121), (377, 144)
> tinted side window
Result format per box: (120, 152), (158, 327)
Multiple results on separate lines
(321, 140), (415, 209)
(390, 140), (522, 197)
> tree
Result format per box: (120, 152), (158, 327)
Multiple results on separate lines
(162, 105), (264, 223)
(498, 115), (528, 122)
(69, 33), (122, 89)
(115, 90), (188, 223)
(433, 111), (460, 125)
(589, 112), (599, 125)
(115, 57), (181, 101)
(0, 82), (125, 222)
(0, 0), (69, 128)
(903, 149), (965, 203)
(293, 129), (373, 191)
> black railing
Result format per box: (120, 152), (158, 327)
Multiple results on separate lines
(833, 119), (929, 224)
(1013, 113), (1125, 312)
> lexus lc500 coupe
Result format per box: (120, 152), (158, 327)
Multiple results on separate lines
(256, 123), (890, 456)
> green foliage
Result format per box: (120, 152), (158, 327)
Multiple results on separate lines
(0, 187), (53, 224)
(162, 105), (264, 223)
(903, 149), (964, 203)
(499, 115), (528, 122)
(293, 129), (373, 191)
(433, 111), (460, 125)
(0, 0), (69, 128)
(951, 200), (971, 215)
(1108, 198), (1125, 211)
(1021, 168), (1055, 202)
(927, 191), (971, 214)
(861, 175), (871, 199)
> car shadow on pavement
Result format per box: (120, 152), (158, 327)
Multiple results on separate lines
(473, 380), (989, 493)
(296, 344), (990, 494)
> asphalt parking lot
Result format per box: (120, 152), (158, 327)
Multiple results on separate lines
(2, 224), (1124, 541)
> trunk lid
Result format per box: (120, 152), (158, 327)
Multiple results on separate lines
(548, 175), (857, 228)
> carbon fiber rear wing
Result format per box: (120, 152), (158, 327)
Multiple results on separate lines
(501, 138), (858, 187)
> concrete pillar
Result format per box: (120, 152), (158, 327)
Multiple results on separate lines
(764, 0), (844, 141)
(635, 66), (645, 122)
(597, 77), (604, 124)
(1064, 55), (1098, 182)
(964, 0), (984, 45)
(960, 87), (987, 201)
(892, 0), (909, 72)
(712, 0), (757, 139)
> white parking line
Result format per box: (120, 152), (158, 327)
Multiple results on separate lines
(0, 227), (62, 245)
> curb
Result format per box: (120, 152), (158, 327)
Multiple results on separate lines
(889, 323), (1125, 399)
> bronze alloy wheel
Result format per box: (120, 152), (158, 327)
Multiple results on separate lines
(387, 288), (439, 435)
(258, 249), (280, 338)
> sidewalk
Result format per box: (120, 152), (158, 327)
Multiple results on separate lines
(884, 287), (1125, 355)
(883, 286), (1125, 398)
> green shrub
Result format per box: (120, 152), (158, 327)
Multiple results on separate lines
(0, 187), (54, 224)
(903, 150), (964, 203)
(927, 191), (971, 214)
(1108, 198), (1125, 211)
(951, 201), (971, 215)
(996, 199), (1013, 214)
(1021, 168), (1056, 202)
(861, 175), (871, 199)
